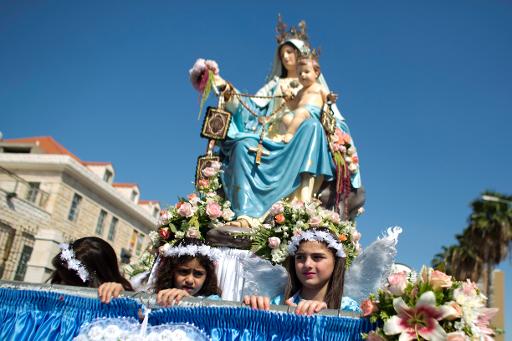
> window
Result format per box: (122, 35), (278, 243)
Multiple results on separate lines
(136, 233), (145, 256)
(95, 210), (107, 235)
(103, 170), (113, 183)
(108, 217), (118, 241)
(67, 193), (82, 221)
(14, 245), (33, 281)
(130, 190), (138, 202)
(25, 182), (40, 203)
(153, 207), (159, 218)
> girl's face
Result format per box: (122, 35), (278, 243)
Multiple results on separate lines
(294, 241), (335, 291)
(173, 258), (207, 296)
(280, 44), (298, 72)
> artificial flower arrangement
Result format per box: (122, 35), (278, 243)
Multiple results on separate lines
(249, 198), (362, 264)
(122, 231), (160, 279)
(157, 160), (235, 245)
(189, 58), (219, 119)
(331, 127), (359, 175)
(361, 267), (499, 341)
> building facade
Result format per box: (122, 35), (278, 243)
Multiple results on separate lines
(0, 136), (159, 282)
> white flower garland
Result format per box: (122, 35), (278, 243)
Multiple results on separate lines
(288, 230), (346, 258)
(59, 243), (89, 283)
(159, 243), (222, 262)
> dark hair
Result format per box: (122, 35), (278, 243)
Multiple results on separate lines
(155, 238), (220, 297)
(279, 42), (300, 78)
(50, 236), (133, 291)
(284, 231), (346, 309)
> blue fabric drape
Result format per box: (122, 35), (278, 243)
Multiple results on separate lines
(0, 288), (140, 341)
(149, 306), (376, 341)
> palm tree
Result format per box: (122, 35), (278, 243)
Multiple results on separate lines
(432, 191), (512, 298)
(467, 191), (512, 296)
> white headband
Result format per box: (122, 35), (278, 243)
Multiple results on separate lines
(59, 243), (89, 283)
(288, 230), (346, 258)
(159, 243), (221, 262)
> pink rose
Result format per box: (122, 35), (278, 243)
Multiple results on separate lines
(158, 211), (170, 226)
(187, 193), (200, 205)
(329, 212), (340, 224)
(202, 167), (217, 178)
(290, 199), (304, 210)
(206, 202), (222, 219)
(308, 215), (322, 227)
(446, 332), (468, 341)
(186, 228), (200, 239)
(360, 299), (378, 317)
(178, 202), (194, 218)
(351, 231), (361, 242)
(189, 58), (208, 92)
(268, 237), (281, 249)
(270, 202), (284, 215)
(198, 179), (209, 188)
(387, 271), (408, 296)
(210, 160), (222, 171)
(430, 270), (453, 290)
(352, 155), (359, 164)
(444, 301), (463, 320)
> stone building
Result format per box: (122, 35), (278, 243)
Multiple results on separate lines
(0, 136), (159, 283)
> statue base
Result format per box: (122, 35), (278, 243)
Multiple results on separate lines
(206, 225), (252, 249)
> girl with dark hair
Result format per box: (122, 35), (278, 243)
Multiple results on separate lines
(155, 238), (221, 306)
(50, 236), (133, 304)
(244, 229), (360, 315)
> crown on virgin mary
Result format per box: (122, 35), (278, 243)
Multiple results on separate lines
(276, 14), (310, 46)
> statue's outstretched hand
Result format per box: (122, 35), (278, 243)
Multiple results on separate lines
(281, 85), (294, 102)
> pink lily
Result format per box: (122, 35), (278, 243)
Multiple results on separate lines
(384, 291), (451, 341)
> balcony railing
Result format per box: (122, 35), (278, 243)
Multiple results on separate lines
(0, 166), (49, 209)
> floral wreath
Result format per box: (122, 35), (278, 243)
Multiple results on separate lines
(288, 230), (346, 258)
(159, 242), (222, 262)
(249, 199), (361, 264)
(59, 243), (89, 283)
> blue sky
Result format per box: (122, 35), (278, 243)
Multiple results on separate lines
(1, 0), (510, 329)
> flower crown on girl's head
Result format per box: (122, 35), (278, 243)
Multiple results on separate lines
(59, 243), (89, 283)
(159, 242), (222, 263)
(288, 229), (346, 258)
(249, 199), (362, 264)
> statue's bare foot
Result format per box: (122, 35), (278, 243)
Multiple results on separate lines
(225, 218), (251, 228)
(206, 218), (252, 248)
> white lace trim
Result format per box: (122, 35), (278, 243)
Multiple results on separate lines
(59, 243), (89, 283)
(288, 230), (346, 258)
(159, 243), (222, 262)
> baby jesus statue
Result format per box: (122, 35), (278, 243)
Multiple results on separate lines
(280, 54), (337, 143)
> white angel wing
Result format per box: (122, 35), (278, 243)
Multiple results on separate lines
(343, 226), (402, 304)
(240, 254), (288, 300)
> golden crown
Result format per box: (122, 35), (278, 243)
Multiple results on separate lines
(299, 47), (321, 61)
(276, 14), (310, 46)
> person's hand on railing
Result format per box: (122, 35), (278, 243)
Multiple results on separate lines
(285, 298), (327, 316)
(156, 288), (190, 307)
(98, 282), (124, 304)
(243, 295), (270, 311)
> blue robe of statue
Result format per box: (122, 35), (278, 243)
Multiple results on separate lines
(220, 100), (334, 219)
